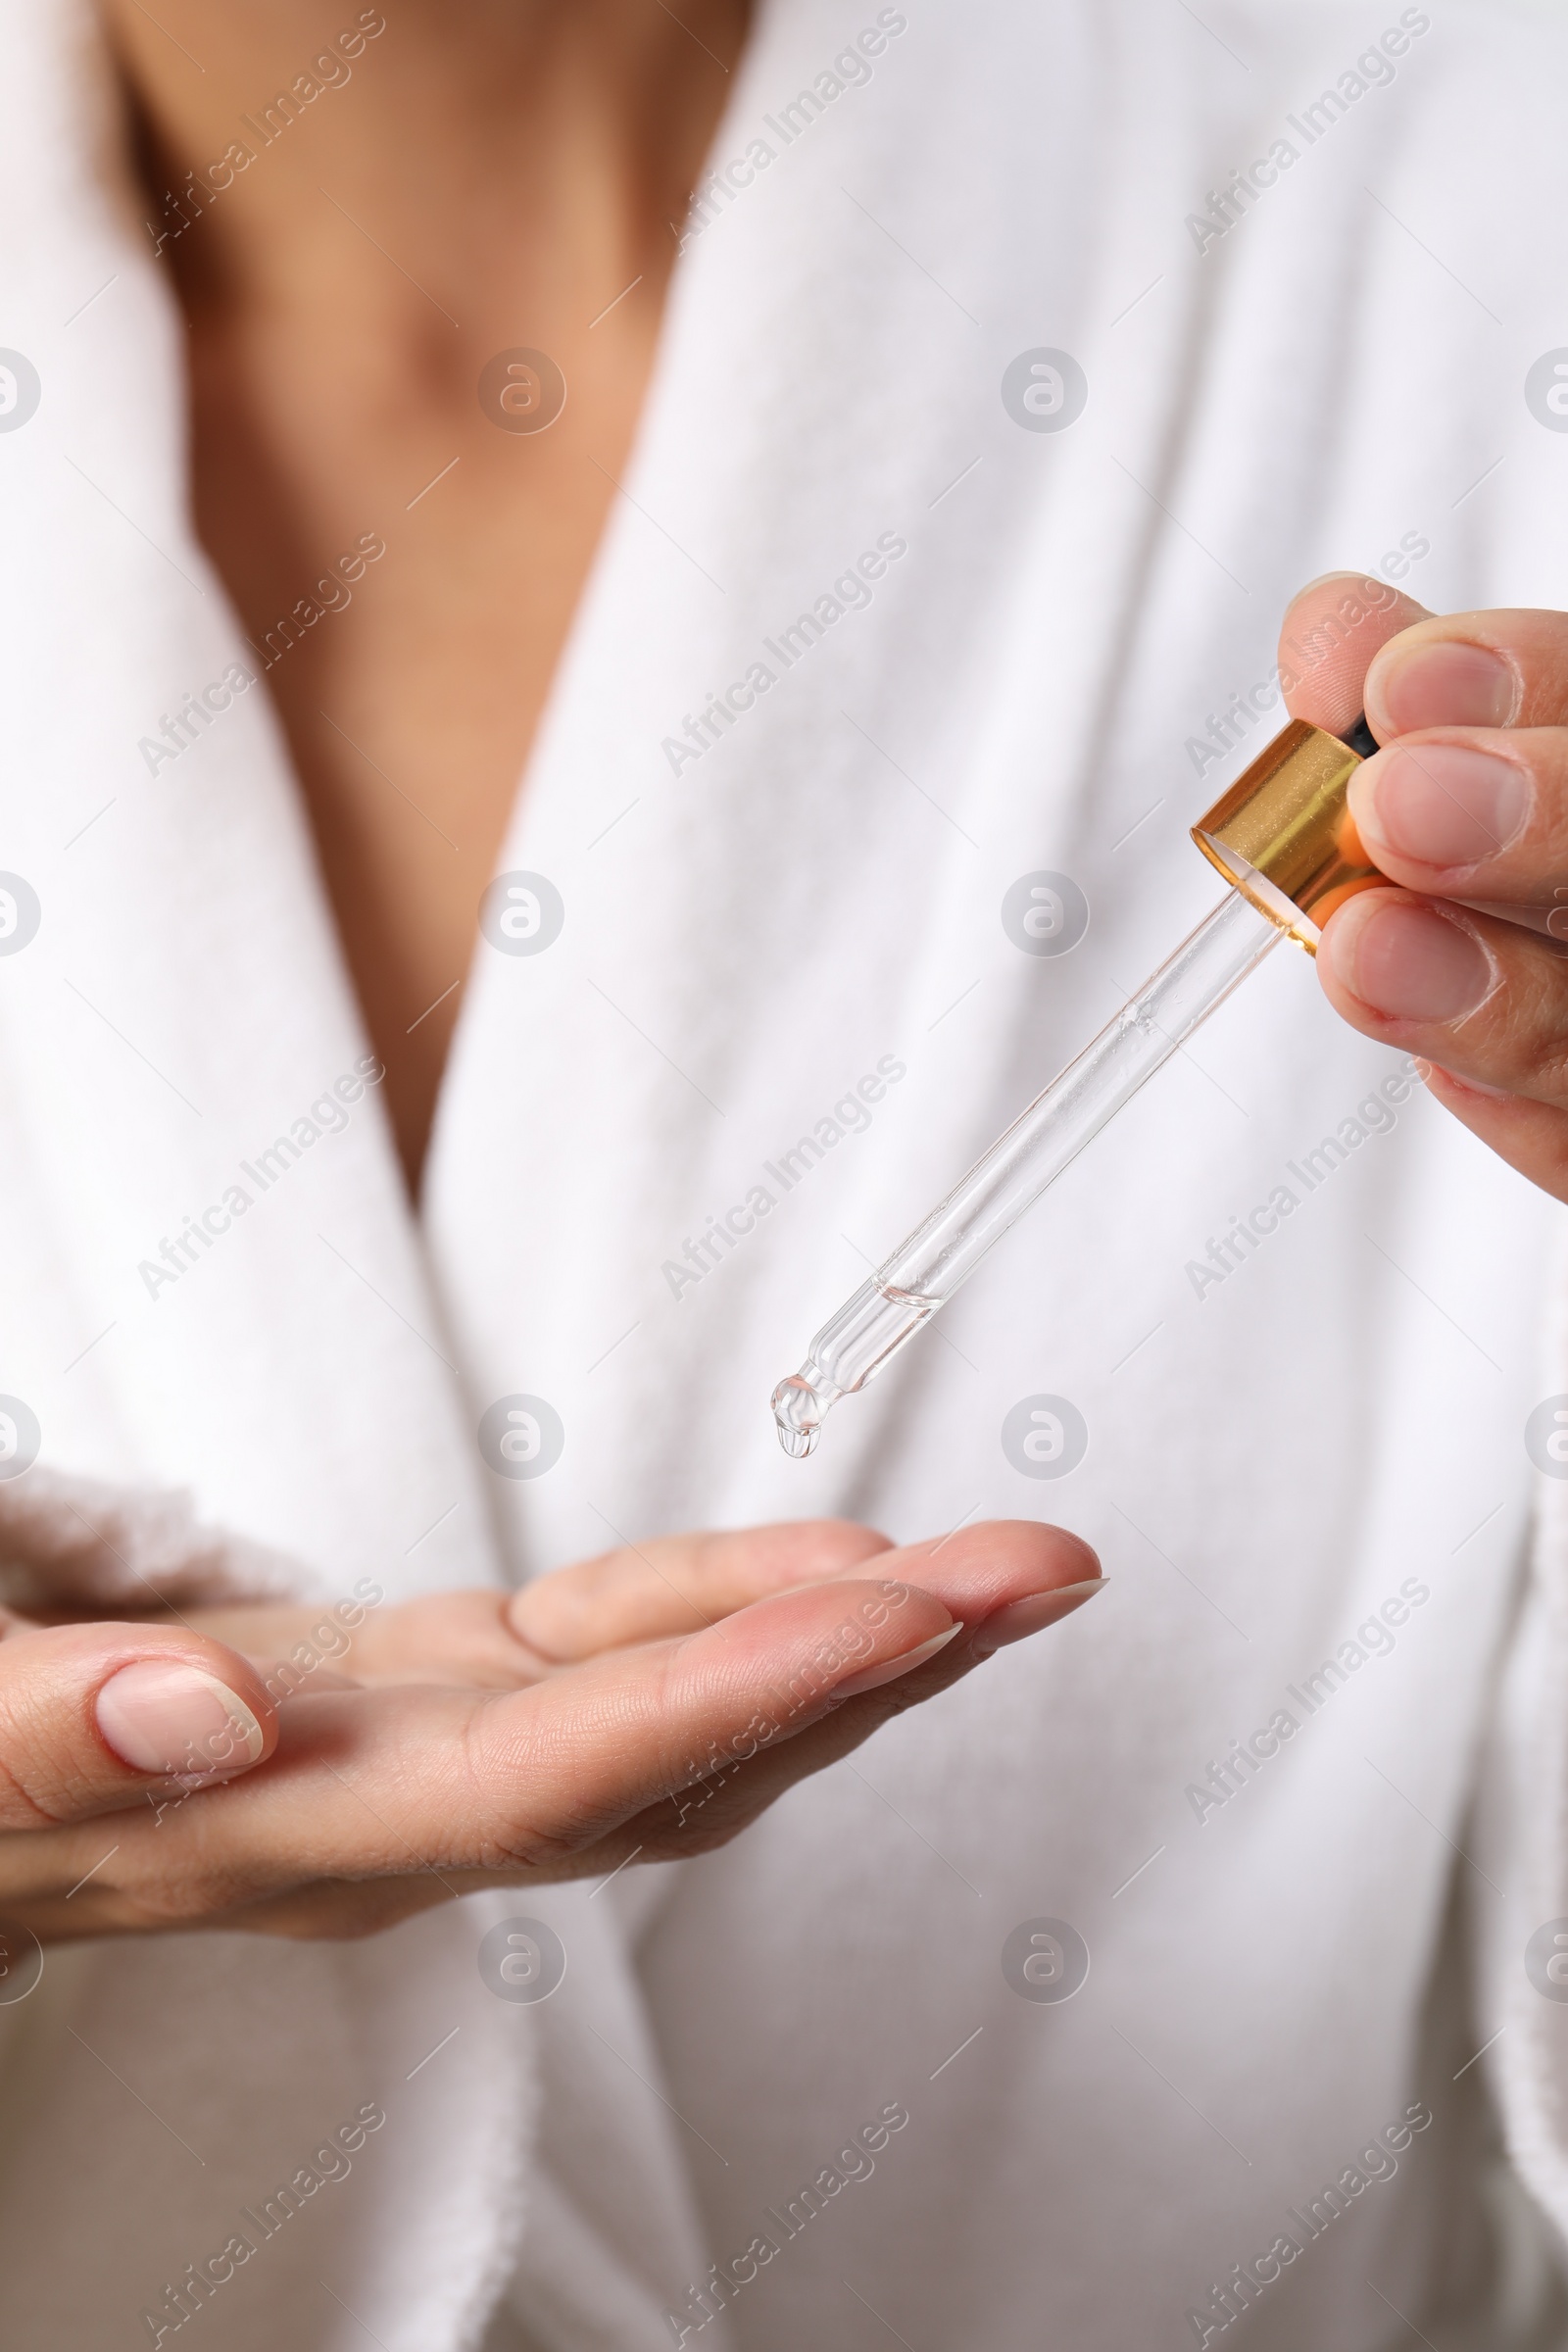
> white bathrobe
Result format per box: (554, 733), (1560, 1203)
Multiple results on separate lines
(5, 0), (1568, 2344)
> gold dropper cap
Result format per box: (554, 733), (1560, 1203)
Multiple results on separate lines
(1191, 715), (1381, 955)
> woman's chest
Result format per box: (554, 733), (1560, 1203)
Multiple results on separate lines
(179, 293), (663, 1186)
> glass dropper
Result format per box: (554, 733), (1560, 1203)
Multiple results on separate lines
(770, 713), (1380, 1458)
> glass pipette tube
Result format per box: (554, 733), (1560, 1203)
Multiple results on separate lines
(770, 711), (1384, 1456)
(769, 887), (1278, 1456)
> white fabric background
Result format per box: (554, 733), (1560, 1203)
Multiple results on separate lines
(3, 0), (1568, 2346)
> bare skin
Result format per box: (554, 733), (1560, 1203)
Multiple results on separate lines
(1280, 575), (1568, 1198)
(0, 1522), (1103, 1942)
(102, 0), (747, 1194)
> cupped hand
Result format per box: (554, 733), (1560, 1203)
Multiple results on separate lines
(1280, 574), (1568, 1200)
(0, 1517), (1102, 1944)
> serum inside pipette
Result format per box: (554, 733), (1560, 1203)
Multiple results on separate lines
(772, 1271), (945, 1455)
(771, 1277), (939, 1453)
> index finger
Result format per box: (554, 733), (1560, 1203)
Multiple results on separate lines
(507, 1516), (1100, 1664)
(507, 1520), (894, 1661)
(1278, 571), (1433, 735)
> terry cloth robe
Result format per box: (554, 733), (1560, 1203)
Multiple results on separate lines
(4, 1), (1568, 2347)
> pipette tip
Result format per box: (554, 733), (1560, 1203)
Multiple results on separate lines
(771, 1369), (833, 1459)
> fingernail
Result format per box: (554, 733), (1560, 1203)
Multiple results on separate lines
(834, 1622), (961, 1698)
(1419, 1060), (1515, 1102)
(96, 1663), (266, 1778)
(1376, 642), (1516, 733)
(1359, 745), (1529, 869)
(1339, 900), (1494, 1024)
(972, 1578), (1108, 1654)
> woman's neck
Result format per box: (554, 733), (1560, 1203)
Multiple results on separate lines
(107, 1), (739, 330)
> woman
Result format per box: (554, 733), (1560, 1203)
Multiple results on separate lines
(4, 0), (1568, 2344)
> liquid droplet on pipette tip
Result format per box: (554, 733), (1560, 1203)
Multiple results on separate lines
(771, 1371), (824, 1459)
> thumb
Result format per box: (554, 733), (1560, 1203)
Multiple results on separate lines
(0, 1614), (276, 1827)
(1278, 571), (1433, 736)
